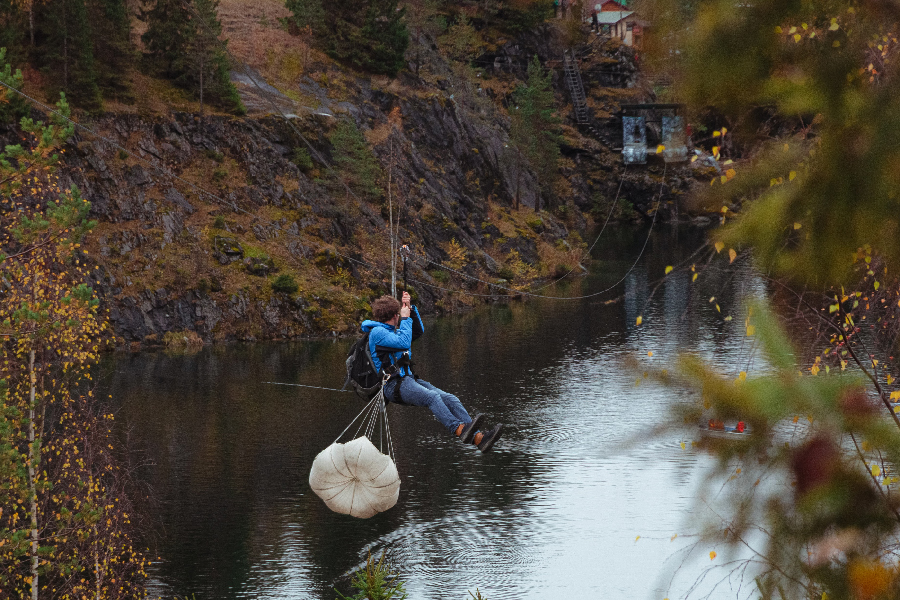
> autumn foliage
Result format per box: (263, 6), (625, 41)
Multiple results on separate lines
(0, 66), (147, 598)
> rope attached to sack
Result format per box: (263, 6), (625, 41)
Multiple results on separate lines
(331, 375), (395, 461)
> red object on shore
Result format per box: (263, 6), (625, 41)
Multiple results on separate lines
(736, 421), (745, 433)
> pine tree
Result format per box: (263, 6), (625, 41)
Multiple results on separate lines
(328, 118), (383, 201)
(282, 0), (325, 35)
(87, 0), (135, 102)
(141, 0), (192, 80)
(510, 55), (560, 211)
(287, 0), (409, 76)
(0, 47), (29, 123)
(141, 0), (244, 113)
(35, 0), (103, 112)
(188, 0), (243, 114)
(440, 12), (479, 64)
(0, 2), (28, 65)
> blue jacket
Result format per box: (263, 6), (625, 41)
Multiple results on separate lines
(360, 306), (424, 377)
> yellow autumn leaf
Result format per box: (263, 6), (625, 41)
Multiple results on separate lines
(680, 442), (686, 450)
(775, 26), (783, 33)
(636, 316), (642, 326)
(829, 304), (839, 313)
(710, 551), (717, 560)
(889, 390), (900, 400)
(872, 464), (881, 477)
(721, 127), (727, 135)
(692, 273), (699, 282)
(747, 325), (756, 336)
(720, 175), (727, 184)
(792, 415), (800, 423)
(657, 145), (666, 154)
(635, 536), (641, 542)
(729, 248), (737, 263)
(724, 315), (732, 321)
(648, 351), (654, 356)
(714, 241), (724, 253)
(887, 374), (894, 385)
(665, 266), (673, 275)
(793, 222), (802, 229)
(691, 155), (698, 162)
(874, 281), (880, 290)
(715, 304), (721, 312)
(725, 168), (736, 180)
(712, 145), (720, 156)
(789, 26), (797, 34)
(738, 371), (747, 381)
(793, 33), (801, 42)
(829, 21), (839, 31)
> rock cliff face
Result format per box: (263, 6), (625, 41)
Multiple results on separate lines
(13, 33), (692, 348)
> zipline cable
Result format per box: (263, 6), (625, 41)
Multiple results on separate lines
(524, 162), (628, 294)
(406, 163), (668, 301)
(262, 381), (351, 393)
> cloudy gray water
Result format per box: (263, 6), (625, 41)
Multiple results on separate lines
(100, 225), (775, 600)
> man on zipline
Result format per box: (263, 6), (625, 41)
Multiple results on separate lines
(361, 292), (504, 452)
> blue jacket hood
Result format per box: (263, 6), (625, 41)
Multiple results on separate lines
(360, 319), (392, 333)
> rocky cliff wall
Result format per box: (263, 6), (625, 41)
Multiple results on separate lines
(7, 33), (698, 348)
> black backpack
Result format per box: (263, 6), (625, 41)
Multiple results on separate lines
(343, 332), (383, 399)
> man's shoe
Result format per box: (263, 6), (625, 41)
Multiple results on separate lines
(456, 414), (484, 444)
(474, 424), (504, 452)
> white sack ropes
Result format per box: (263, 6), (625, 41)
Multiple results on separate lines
(309, 388), (400, 518)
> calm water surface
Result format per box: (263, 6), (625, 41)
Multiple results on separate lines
(100, 226), (775, 600)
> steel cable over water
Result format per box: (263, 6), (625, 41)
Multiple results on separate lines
(407, 163), (668, 301)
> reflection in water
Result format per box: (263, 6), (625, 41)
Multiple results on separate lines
(100, 226), (773, 599)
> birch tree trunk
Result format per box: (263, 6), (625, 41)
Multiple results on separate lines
(28, 347), (38, 600)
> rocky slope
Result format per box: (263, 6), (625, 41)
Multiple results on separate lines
(14, 26), (701, 348)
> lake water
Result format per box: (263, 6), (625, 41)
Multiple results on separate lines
(99, 225), (774, 600)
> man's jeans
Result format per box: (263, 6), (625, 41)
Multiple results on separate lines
(384, 377), (472, 433)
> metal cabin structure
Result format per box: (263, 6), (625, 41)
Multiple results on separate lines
(618, 103), (687, 165)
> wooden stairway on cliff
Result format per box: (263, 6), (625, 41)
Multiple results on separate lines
(563, 48), (609, 144)
(563, 49), (589, 125)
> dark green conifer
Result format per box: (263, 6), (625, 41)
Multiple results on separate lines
(36, 0), (103, 113)
(88, 0), (135, 102)
(282, 0), (325, 35)
(0, 2), (27, 66)
(328, 118), (383, 201)
(510, 55), (561, 211)
(286, 0), (409, 76)
(141, 0), (244, 114)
